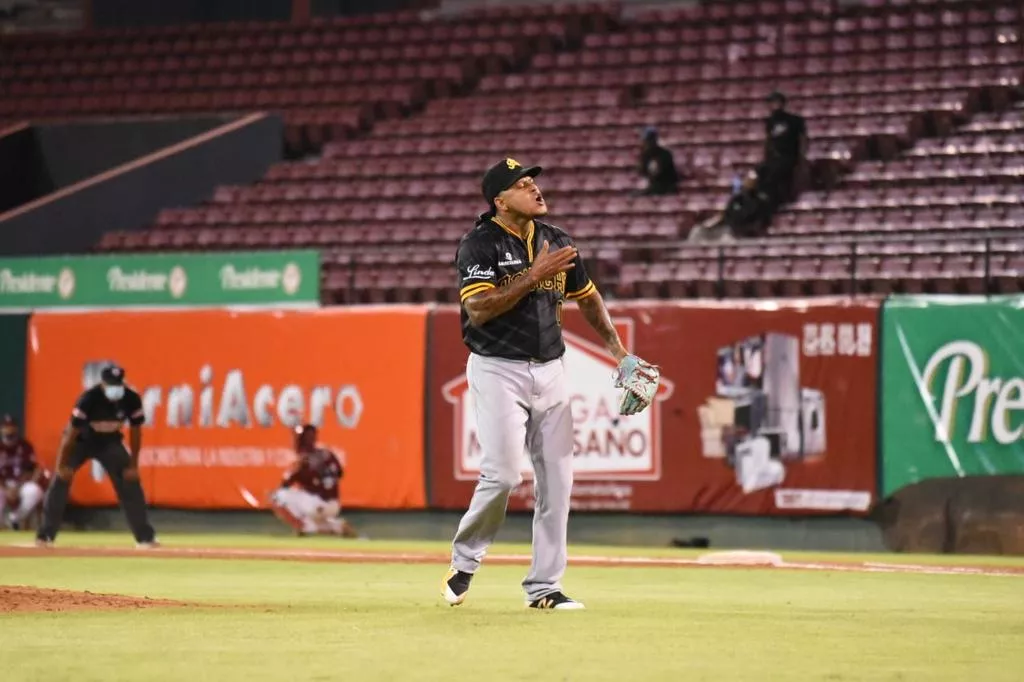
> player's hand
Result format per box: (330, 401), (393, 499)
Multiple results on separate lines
(123, 465), (140, 482)
(529, 240), (576, 284)
(57, 465), (74, 481)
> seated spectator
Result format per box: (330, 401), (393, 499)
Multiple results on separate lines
(0, 415), (47, 530)
(269, 424), (360, 538)
(636, 126), (679, 195)
(688, 168), (772, 243)
(762, 90), (808, 209)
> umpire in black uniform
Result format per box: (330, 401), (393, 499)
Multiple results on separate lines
(36, 364), (158, 547)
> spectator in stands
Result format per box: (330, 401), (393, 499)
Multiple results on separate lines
(0, 415), (46, 530)
(687, 167), (772, 243)
(761, 91), (808, 209)
(636, 126), (680, 195)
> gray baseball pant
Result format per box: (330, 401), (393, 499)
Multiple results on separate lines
(450, 353), (575, 601)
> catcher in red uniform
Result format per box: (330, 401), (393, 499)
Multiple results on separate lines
(0, 415), (49, 530)
(270, 424), (359, 538)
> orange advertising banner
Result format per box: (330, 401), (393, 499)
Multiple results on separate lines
(25, 308), (427, 509)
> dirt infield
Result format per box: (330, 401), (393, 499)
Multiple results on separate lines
(1, 544), (1022, 577)
(0, 586), (190, 614)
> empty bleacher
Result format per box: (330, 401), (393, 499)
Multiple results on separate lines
(0, 4), (617, 152)
(4, 0), (1022, 302)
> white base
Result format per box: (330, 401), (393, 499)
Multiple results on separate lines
(696, 550), (783, 566)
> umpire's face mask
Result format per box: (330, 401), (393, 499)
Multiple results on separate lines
(103, 384), (125, 401)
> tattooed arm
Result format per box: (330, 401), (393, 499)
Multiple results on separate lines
(576, 290), (629, 362)
(464, 275), (540, 327)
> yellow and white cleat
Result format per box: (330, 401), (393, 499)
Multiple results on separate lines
(442, 567), (473, 606)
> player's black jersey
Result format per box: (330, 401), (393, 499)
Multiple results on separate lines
(70, 385), (145, 443)
(456, 217), (596, 362)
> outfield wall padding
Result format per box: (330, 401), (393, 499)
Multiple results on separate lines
(875, 476), (1024, 555)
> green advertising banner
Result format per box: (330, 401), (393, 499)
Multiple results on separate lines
(881, 295), (1024, 496)
(0, 250), (319, 309)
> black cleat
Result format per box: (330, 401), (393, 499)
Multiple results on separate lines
(528, 591), (586, 610)
(442, 567), (473, 606)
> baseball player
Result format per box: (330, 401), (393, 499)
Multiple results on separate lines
(269, 424), (359, 538)
(0, 415), (47, 530)
(35, 364), (158, 548)
(442, 158), (660, 610)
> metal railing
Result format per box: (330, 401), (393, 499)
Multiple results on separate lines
(605, 228), (1023, 298)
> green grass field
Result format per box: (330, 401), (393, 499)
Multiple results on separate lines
(1, 532), (1022, 682)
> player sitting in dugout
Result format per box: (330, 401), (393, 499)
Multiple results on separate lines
(687, 167), (774, 243)
(269, 423), (360, 538)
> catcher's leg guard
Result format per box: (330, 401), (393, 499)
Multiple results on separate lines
(271, 502), (305, 534)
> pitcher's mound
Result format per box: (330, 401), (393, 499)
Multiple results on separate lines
(0, 586), (190, 613)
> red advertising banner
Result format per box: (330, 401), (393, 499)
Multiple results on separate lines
(26, 308), (428, 510)
(428, 299), (880, 514)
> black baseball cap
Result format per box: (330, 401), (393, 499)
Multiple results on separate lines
(766, 90), (787, 105)
(1, 414), (17, 428)
(481, 157), (542, 206)
(100, 365), (125, 386)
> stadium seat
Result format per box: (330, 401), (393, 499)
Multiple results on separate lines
(51, 0), (1022, 301)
